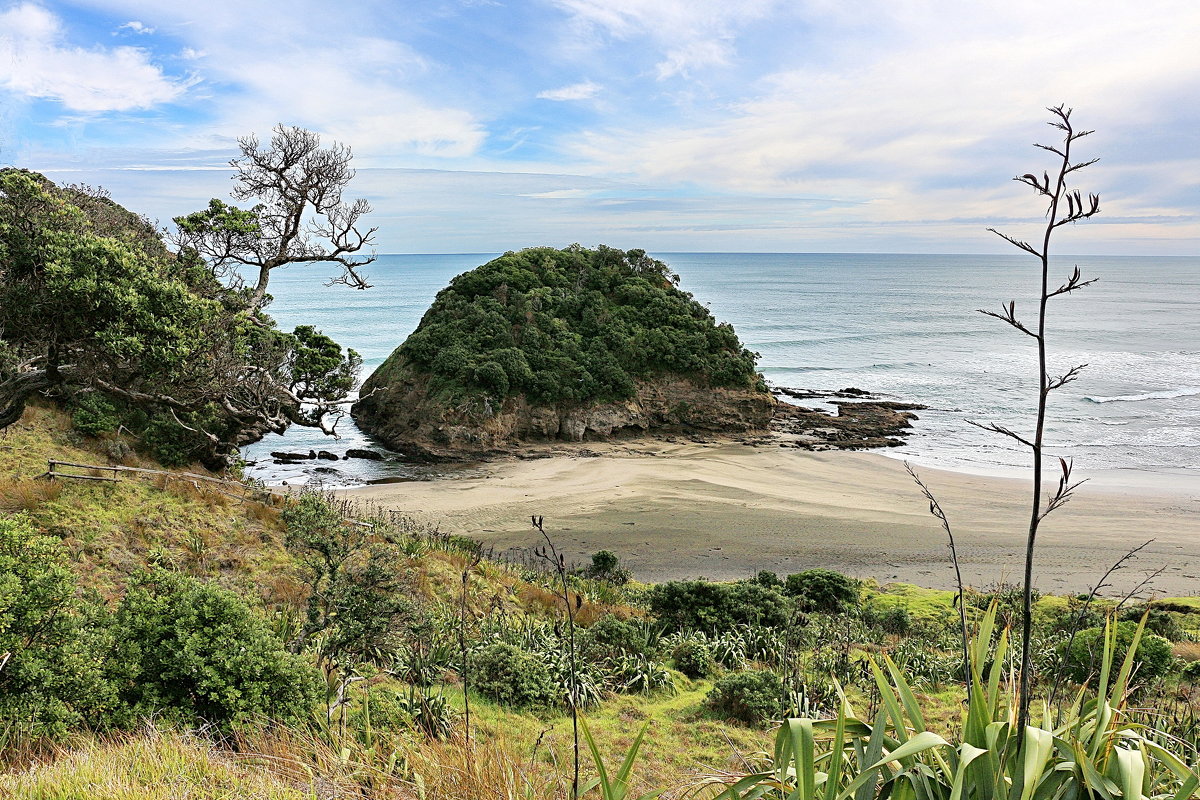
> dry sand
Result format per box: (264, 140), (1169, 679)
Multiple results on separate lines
(344, 440), (1200, 596)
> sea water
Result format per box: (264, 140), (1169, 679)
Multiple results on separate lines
(240, 253), (1200, 487)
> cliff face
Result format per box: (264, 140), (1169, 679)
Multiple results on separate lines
(352, 371), (774, 459)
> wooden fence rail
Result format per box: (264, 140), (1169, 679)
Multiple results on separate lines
(41, 459), (271, 504)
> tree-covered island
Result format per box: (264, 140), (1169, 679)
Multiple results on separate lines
(352, 245), (776, 457)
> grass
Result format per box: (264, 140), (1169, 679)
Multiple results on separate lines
(0, 729), (320, 800)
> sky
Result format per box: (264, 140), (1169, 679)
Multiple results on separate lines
(1, 0), (1198, 255)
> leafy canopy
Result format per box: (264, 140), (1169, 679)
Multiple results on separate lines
(375, 245), (762, 407)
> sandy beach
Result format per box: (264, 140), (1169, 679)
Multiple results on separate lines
(344, 440), (1200, 596)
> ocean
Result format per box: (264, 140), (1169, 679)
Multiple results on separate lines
(240, 253), (1200, 487)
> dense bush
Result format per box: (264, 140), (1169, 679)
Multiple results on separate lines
(708, 670), (784, 726)
(647, 580), (791, 631)
(108, 569), (322, 728)
(1060, 621), (1175, 687)
(1119, 606), (1185, 642)
(0, 515), (116, 739)
(368, 245), (763, 408)
(470, 642), (557, 708)
(283, 491), (419, 664)
(581, 550), (632, 585)
(581, 615), (648, 661)
(672, 640), (716, 679)
(784, 569), (859, 613)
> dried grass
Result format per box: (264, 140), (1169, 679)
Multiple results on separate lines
(0, 477), (62, 512)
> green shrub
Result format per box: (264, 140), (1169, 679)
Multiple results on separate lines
(754, 570), (782, 588)
(708, 669), (784, 726)
(783, 569), (859, 614)
(672, 640), (716, 679)
(108, 569), (322, 728)
(582, 614), (647, 661)
(1180, 660), (1200, 684)
(1119, 606), (1185, 642)
(470, 642), (556, 708)
(0, 515), (117, 739)
(70, 393), (120, 435)
(647, 579), (791, 631)
(869, 605), (913, 636)
(283, 491), (419, 663)
(1061, 621), (1175, 687)
(582, 550), (631, 585)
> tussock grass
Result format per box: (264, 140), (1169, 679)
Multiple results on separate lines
(0, 729), (317, 800)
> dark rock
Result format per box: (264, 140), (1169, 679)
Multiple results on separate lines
(270, 451), (311, 461)
(345, 448), (385, 460)
(313, 466), (339, 474)
(316, 450), (339, 461)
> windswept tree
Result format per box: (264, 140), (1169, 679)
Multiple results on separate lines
(0, 125), (375, 465)
(174, 125), (377, 314)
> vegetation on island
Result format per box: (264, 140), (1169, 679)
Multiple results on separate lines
(362, 245), (765, 412)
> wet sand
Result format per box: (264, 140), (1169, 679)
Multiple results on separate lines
(343, 440), (1200, 596)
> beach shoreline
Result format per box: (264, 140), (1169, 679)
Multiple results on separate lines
(342, 438), (1200, 597)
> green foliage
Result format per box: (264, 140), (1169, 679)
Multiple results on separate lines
(0, 515), (116, 739)
(783, 569), (859, 613)
(582, 615), (649, 661)
(1119, 605), (1185, 642)
(1061, 620), (1175, 686)
(646, 579), (791, 632)
(282, 492), (417, 665)
(0, 168), (362, 464)
(371, 245), (762, 408)
(469, 642), (557, 708)
(707, 670), (785, 726)
(711, 607), (1200, 800)
(581, 550), (632, 585)
(754, 570), (782, 588)
(70, 393), (120, 436)
(671, 640), (715, 679)
(108, 569), (321, 728)
(868, 605), (913, 636)
(580, 718), (662, 800)
(1180, 660), (1200, 684)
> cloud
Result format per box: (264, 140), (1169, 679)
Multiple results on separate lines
(537, 81), (601, 101)
(0, 4), (185, 112)
(561, 0), (1200, 242)
(116, 20), (154, 35)
(552, 0), (779, 78)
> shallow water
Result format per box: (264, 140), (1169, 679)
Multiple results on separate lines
(240, 252), (1200, 487)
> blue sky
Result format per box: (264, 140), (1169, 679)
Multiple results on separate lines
(1, 0), (1198, 254)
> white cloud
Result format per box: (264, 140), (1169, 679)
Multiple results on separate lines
(563, 0), (1200, 243)
(553, 0), (779, 78)
(0, 4), (185, 112)
(116, 20), (154, 35)
(537, 80), (601, 101)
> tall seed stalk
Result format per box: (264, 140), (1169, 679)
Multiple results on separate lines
(978, 104), (1099, 732)
(458, 550), (482, 759)
(532, 515), (581, 799)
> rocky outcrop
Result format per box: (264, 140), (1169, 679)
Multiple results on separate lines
(352, 373), (775, 459)
(768, 397), (926, 450)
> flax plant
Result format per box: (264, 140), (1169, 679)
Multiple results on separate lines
(705, 605), (1200, 800)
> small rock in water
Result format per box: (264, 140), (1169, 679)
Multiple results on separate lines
(345, 448), (385, 460)
(270, 451), (312, 462)
(316, 450), (339, 461)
